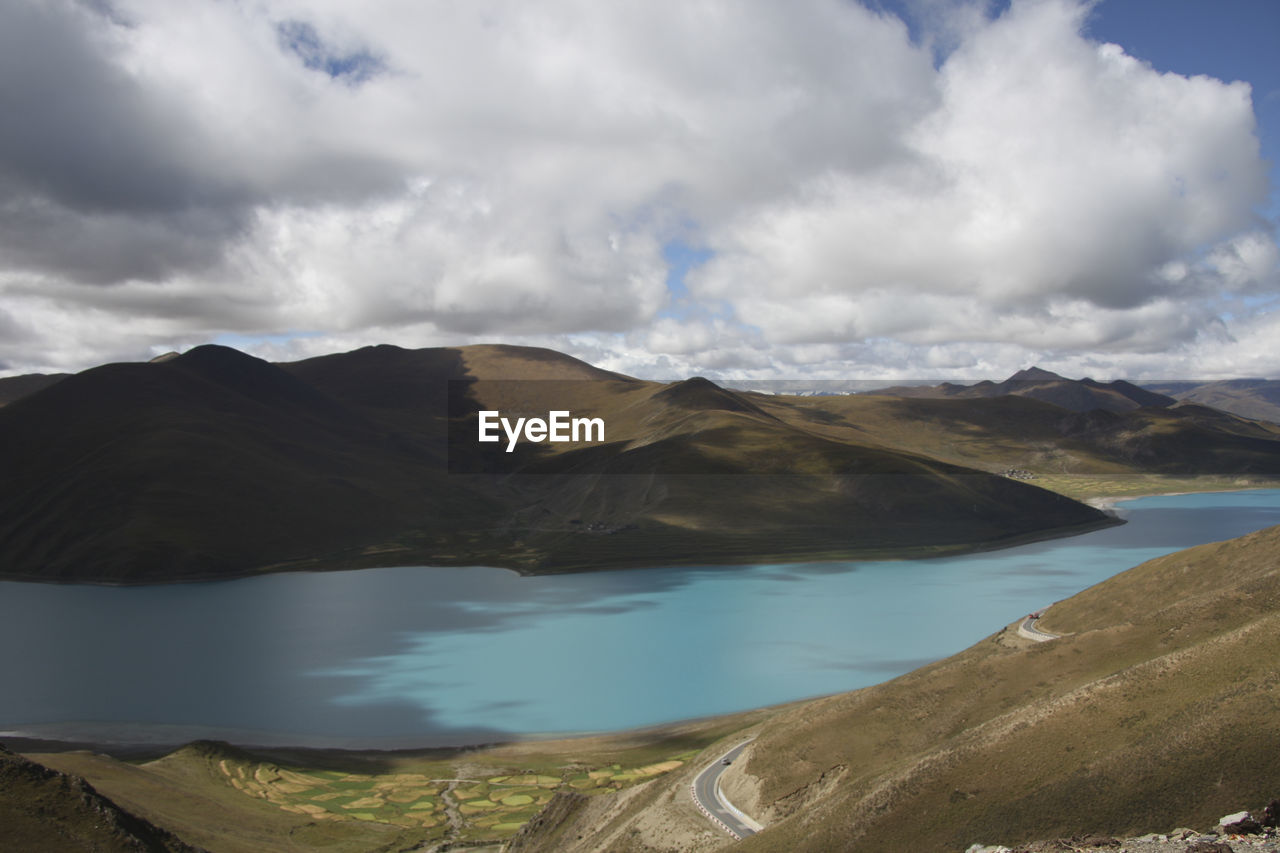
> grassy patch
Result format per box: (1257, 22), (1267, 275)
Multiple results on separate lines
(1032, 474), (1280, 501)
(500, 794), (535, 806)
(203, 729), (718, 842)
(24, 704), (770, 849)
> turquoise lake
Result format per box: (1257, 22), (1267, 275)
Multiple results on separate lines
(3, 489), (1279, 748)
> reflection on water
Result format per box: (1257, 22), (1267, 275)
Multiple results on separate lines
(1, 490), (1278, 747)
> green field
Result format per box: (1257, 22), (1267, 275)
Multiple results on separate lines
(1031, 473), (1280, 501)
(184, 743), (706, 845)
(22, 711), (768, 851)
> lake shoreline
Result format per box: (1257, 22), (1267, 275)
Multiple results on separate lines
(0, 514), (1123, 588)
(14, 483), (1277, 588)
(4, 488), (1279, 757)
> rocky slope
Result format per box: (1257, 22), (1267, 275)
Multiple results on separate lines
(967, 803), (1280, 852)
(0, 744), (204, 852)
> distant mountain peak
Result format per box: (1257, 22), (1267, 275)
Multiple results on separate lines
(1008, 366), (1066, 383)
(653, 375), (770, 417)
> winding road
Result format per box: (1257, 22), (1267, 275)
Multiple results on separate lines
(1017, 607), (1060, 642)
(691, 739), (762, 840)
(689, 605), (1062, 839)
(687, 604), (1062, 840)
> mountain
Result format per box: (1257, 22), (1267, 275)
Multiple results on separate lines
(1143, 378), (1280, 424)
(0, 344), (1114, 583)
(512, 522), (1280, 852)
(0, 372), (67, 407)
(0, 345), (511, 582)
(874, 366), (1177, 413)
(1006, 366), (1063, 382)
(0, 745), (203, 852)
(765, 392), (1280, 484)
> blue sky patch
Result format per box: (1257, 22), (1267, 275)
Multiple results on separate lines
(662, 241), (713, 299)
(276, 20), (385, 85)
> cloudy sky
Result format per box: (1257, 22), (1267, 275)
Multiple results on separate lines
(1, 0), (1277, 380)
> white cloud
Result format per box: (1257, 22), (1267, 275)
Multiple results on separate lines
(691, 0), (1271, 361)
(0, 0), (1275, 380)
(1207, 230), (1280, 293)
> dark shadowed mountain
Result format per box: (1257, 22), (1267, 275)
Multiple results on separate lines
(0, 345), (501, 582)
(0, 344), (1116, 583)
(0, 372), (67, 407)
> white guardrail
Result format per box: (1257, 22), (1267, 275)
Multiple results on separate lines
(691, 740), (761, 840)
(716, 776), (764, 832)
(691, 775), (742, 840)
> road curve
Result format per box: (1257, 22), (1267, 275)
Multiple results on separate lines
(691, 739), (761, 840)
(1017, 607), (1060, 642)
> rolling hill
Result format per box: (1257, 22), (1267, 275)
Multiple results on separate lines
(1143, 378), (1280, 425)
(871, 366), (1176, 413)
(0, 744), (202, 853)
(758, 390), (1280, 496)
(510, 521), (1280, 852)
(0, 372), (66, 407)
(0, 344), (1120, 583)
